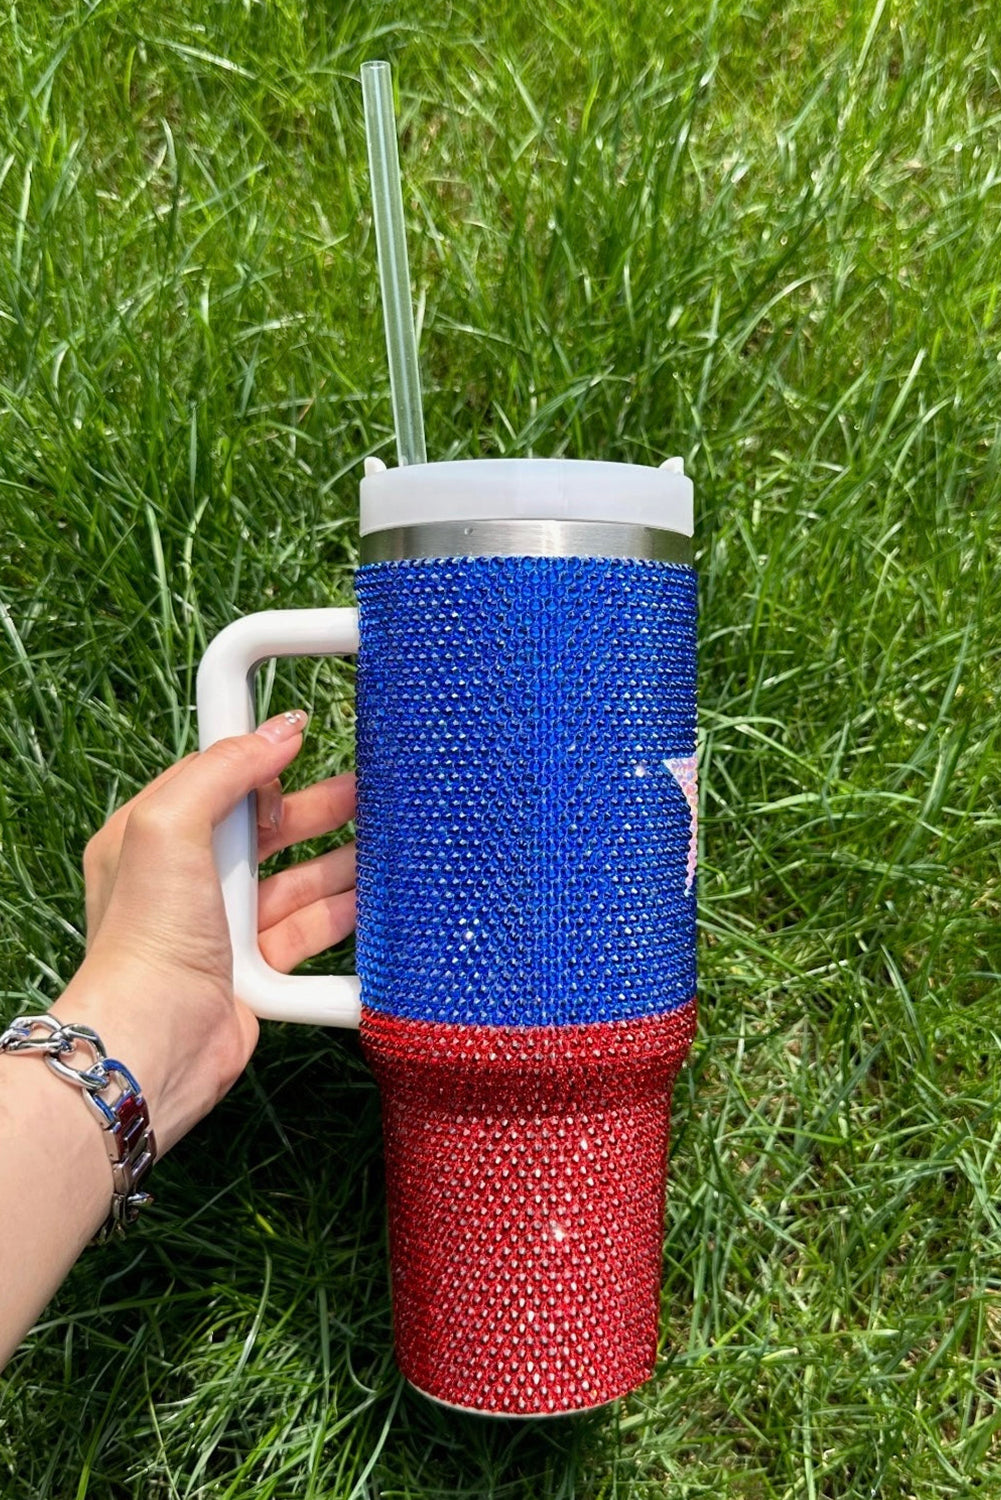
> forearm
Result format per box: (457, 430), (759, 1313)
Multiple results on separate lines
(0, 967), (169, 1369)
(0, 1037), (110, 1367)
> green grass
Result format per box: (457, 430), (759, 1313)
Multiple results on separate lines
(1, 0), (1000, 1493)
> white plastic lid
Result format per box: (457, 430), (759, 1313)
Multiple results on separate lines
(359, 457), (693, 537)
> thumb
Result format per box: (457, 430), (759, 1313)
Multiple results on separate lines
(138, 709), (310, 835)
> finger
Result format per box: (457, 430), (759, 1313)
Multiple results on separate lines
(129, 711), (309, 837)
(258, 888), (357, 972)
(258, 772), (357, 860)
(256, 778), (284, 835)
(258, 843), (356, 930)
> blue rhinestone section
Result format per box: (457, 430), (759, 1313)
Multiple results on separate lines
(355, 555), (697, 1027)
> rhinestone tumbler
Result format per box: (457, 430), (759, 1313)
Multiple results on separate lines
(196, 457), (697, 1417)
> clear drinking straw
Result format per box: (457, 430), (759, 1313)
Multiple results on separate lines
(361, 60), (427, 466)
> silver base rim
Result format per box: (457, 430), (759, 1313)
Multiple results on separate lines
(407, 1375), (621, 1421)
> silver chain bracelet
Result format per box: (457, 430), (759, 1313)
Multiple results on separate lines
(0, 1015), (157, 1243)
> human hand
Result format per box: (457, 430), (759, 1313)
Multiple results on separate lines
(51, 711), (356, 1154)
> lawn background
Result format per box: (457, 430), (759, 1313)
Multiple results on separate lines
(1, 0), (1000, 1495)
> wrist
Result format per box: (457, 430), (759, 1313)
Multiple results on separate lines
(50, 963), (173, 1150)
(1, 1014), (157, 1241)
(51, 951), (253, 1156)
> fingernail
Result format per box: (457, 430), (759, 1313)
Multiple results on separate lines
(267, 788), (283, 832)
(256, 784), (283, 832)
(256, 709), (309, 743)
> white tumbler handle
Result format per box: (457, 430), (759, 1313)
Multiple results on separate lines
(196, 609), (361, 1027)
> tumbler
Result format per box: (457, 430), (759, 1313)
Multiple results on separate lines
(196, 456), (698, 1416)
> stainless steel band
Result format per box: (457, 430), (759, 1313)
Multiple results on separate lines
(359, 518), (694, 565)
(0, 1014), (157, 1242)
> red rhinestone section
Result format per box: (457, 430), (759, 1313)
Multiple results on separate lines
(361, 1001), (697, 1415)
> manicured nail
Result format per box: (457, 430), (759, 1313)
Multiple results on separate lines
(256, 709), (309, 743)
